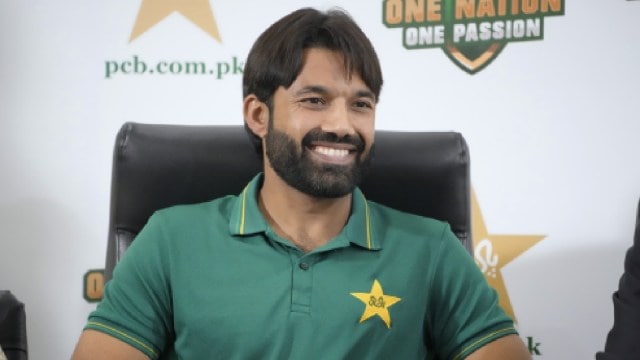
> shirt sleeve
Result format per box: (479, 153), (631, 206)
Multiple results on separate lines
(85, 212), (174, 359)
(425, 223), (518, 360)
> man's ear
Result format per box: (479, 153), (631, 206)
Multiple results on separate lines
(243, 94), (269, 139)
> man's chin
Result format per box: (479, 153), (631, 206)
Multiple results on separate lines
(303, 184), (355, 199)
(306, 170), (359, 198)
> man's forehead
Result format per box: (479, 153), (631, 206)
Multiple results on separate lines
(298, 48), (353, 76)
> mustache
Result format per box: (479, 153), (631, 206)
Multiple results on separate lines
(301, 128), (366, 153)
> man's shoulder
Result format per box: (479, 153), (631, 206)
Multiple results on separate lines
(152, 194), (238, 223)
(367, 200), (449, 238)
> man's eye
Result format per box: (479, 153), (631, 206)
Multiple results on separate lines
(354, 101), (373, 109)
(302, 97), (325, 105)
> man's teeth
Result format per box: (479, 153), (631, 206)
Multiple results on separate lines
(314, 146), (349, 157)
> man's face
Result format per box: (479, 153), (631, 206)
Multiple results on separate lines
(265, 48), (376, 198)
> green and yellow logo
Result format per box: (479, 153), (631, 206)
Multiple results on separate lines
(83, 269), (105, 303)
(383, 0), (565, 74)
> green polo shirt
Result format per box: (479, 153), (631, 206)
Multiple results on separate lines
(86, 174), (516, 359)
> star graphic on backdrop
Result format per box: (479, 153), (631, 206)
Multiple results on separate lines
(129, 0), (222, 43)
(472, 189), (545, 323)
(351, 279), (401, 329)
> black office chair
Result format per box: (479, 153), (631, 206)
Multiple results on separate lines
(104, 122), (471, 281)
(0, 291), (28, 360)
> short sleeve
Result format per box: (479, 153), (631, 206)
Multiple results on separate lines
(425, 223), (517, 360)
(85, 212), (174, 359)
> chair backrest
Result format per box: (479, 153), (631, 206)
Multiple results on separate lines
(104, 122), (471, 281)
(0, 291), (28, 360)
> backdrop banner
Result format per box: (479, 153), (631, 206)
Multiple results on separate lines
(1, 1), (639, 359)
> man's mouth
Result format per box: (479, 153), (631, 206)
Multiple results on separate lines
(312, 145), (350, 158)
(308, 144), (357, 165)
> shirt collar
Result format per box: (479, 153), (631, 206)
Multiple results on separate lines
(229, 173), (381, 251)
(344, 187), (381, 250)
(228, 174), (268, 236)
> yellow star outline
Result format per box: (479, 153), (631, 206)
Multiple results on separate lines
(350, 279), (401, 329)
(472, 189), (545, 323)
(129, 0), (222, 43)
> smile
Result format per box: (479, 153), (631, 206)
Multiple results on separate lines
(313, 146), (350, 158)
(308, 144), (357, 165)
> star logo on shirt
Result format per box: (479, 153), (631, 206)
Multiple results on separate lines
(129, 0), (222, 43)
(351, 279), (401, 329)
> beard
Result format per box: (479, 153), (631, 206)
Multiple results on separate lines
(265, 125), (373, 198)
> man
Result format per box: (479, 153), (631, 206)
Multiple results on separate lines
(596, 198), (640, 359)
(72, 7), (531, 359)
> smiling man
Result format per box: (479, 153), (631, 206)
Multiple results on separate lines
(244, 45), (376, 253)
(72, 7), (531, 360)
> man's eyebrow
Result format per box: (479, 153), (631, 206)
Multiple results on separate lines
(355, 90), (376, 101)
(295, 86), (376, 101)
(294, 85), (330, 96)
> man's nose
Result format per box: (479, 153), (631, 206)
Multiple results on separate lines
(321, 102), (355, 137)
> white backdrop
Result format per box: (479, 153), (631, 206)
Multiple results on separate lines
(1, 1), (639, 359)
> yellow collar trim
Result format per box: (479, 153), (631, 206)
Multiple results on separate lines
(361, 192), (372, 249)
(239, 185), (248, 235)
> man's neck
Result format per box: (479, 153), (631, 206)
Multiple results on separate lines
(258, 168), (352, 253)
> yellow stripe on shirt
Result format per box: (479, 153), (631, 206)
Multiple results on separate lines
(239, 185), (248, 235)
(360, 192), (372, 249)
(87, 321), (158, 358)
(452, 327), (517, 360)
